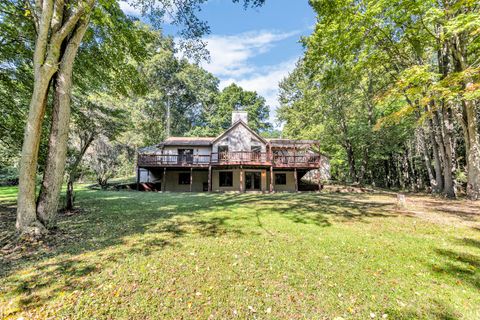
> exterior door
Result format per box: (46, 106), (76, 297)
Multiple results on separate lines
(178, 149), (193, 164)
(245, 172), (261, 191)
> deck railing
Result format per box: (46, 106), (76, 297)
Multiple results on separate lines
(138, 152), (321, 168)
(210, 151), (268, 164)
(272, 154), (321, 167)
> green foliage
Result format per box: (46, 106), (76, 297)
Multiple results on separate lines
(129, 38), (220, 145)
(87, 137), (124, 188)
(0, 1), (36, 166)
(198, 83), (272, 135)
(279, 0), (480, 190)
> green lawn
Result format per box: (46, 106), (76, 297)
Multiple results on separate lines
(1, 186), (479, 319)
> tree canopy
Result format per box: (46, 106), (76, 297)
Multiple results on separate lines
(277, 0), (480, 199)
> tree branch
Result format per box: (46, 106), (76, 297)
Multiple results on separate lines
(44, 0), (94, 70)
(50, 0), (65, 34)
(24, 0), (40, 32)
(33, 0), (54, 71)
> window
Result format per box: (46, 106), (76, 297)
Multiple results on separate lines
(218, 145), (229, 153)
(251, 146), (261, 153)
(178, 172), (191, 185)
(178, 149), (193, 164)
(219, 171), (233, 187)
(275, 173), (287, 185)
(251, 145), (261, 161)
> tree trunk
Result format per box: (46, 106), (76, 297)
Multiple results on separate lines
(426, 112), (444, 193)
(66, 134), (95, 211)
(434, 28), (456, 198)
(440, 104), (457, 198)
(431, 105), (455, 198)
(36, 72), (68, 226)
(345, 142), (357, 183)
(383, 159), (390, 188)
(15, 0), (95, 234)
(16, 73), (54, 234)
(36, 16), (91, 226)
(66, 180), (74, 211)
(418, 127), (435, 191)
(16, 0), (57, 234)
(450, 30), (480, 200)
(166, 98), (171, 138)
(339, 116), (357, 183)
(406, 143), (418, 191)
(465, 99), (480, 200)
(359, 147), (369, 185)
(359, 82), (375, 186)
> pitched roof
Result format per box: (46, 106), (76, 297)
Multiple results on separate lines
(267, 139), (320, 148)
(159, 137), (216, 146)
(138, 145), (162, 154)
(211, 120), (268, 145)
(138, 122), (324, 155)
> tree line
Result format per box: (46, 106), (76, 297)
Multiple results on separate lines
(278, 0), (480, 200)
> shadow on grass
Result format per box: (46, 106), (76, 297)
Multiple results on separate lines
(252, 192), (395, 228)
(406, 195), (480, 223)
(0, 190), (397, 316)
(10, 258), (98, 311)
(430, 243), (480, 290)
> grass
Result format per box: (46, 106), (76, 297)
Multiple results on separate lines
(0, 186), (479, 319)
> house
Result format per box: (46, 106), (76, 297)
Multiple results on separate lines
(136, 111), (330, 192)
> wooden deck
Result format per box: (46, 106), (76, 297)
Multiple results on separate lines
(138, 152), (321, 169)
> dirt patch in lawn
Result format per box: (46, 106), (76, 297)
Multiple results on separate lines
(401, 194), (480, 228)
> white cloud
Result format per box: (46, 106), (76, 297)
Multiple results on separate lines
(119, 1), (141, 16)
(202, 30), (299, 77)
(220, 59), (298, 124)
(202, 30), (300, 124)
(119, 1), (177, 23)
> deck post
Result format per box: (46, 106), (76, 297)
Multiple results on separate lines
(208, 166), (212, 192)
(162, 167), (167, 192)
(294, 168), (298, 192)
(293, 146), (297, 166)
(268, 143), (272, 163)
(270, 166), (274, 193)
(240, 165), (244, 193)
(190, 167), (193, 192)
(318, 162), (322, 192)
(136, 166), (140, 191)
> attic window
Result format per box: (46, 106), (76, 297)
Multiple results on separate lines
(218, 145), (229, 154)
(251, 146), (261, 153)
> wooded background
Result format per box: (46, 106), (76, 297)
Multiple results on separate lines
(278, 0), (480, 200)
(0, 0), (479, 234)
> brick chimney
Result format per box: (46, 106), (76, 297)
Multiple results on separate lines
(232, 111), (248, 125)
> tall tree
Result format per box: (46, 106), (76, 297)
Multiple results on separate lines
(132, 40), (220, 145)
(195, 83), (272, 135)
(284, 0), (480, 198)
(14, 0), (266, 234)
(16, 0), (96, 234)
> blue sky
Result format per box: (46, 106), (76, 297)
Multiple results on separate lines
(120, 0), (316, 124)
